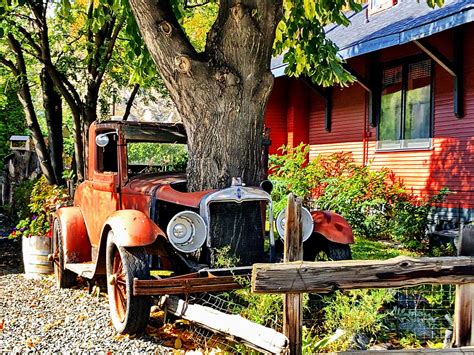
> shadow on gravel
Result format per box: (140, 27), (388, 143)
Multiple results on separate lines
(0, 237), (23, 275)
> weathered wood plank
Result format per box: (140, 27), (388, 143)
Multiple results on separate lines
(283, 194), (303, 355)
(160, 295), (289, 354)
(454, 225), (474, 346)
(252, 256), (474, 293)
(454, 284), (474, 346)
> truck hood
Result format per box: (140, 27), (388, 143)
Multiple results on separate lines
(124, 172), (215, 208)
(124, 173), (187, 195)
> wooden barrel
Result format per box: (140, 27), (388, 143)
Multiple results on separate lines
(22, 236), (53, 279)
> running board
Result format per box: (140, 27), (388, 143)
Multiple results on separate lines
(65, 263), (95, 279)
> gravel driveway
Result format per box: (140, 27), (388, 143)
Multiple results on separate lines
(0, 237), (176, 352)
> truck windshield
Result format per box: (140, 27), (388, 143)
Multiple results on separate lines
(127, 142), (188, 173)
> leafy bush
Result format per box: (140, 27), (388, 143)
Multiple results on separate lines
(269, 144), (448, 250)
(391, 188), (449, 250)
(127, 142), (187, 172)
(0, 81), (26, 171)
(9, 176), (70, 238)
(321, 289), (394, 351)
(7, 179), (36, 223)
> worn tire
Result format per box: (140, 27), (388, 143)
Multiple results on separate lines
(325, 241), (352, 260)
(52, 219), (76, 288)
(304, 233), (352, 261)
(106, 230), (151, 334)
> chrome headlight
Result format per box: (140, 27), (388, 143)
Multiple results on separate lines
(166, 211), (207, 253)
(276, 207), (314, 242)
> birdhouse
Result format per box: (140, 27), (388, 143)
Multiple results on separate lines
(9, 135), (31, 151)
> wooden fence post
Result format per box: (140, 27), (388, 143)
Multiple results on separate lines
(283, 193), (303, 355)
(454, 225), (474, 346)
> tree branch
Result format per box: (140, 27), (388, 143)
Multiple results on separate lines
(122, 83), (140, 121)
(129, 0), (200, 62)
(8, 21), (42, 56)
(86, 0), (94, 74)
(95, 17), (125, 84)
(0, 56), (19, 75)
(128, 0), (208, 102)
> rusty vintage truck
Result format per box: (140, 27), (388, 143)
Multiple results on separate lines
(51, 120), (353, 334)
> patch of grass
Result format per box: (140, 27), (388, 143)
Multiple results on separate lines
(352, 236), (419, 260)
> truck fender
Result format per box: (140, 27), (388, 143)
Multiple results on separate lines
(102, 209), (165, 247)
(56, 207), (91, 263)
(312, 210), (354, 245)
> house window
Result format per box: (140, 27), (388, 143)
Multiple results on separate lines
(377, 59), (433, 151)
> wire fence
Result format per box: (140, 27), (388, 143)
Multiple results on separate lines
(383, 285), (455, 342)
(179, 284), (455, 352)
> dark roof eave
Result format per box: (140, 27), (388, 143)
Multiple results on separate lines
(271, 7), (474, 77)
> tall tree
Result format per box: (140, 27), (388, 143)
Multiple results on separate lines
(128, 0), (356, 191)
(128, 0), (443, 261)
(0, 34), (57, 184)
(0, 0), (158, 180)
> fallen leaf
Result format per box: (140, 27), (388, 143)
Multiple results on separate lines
(77, 314), (88, 321)
(150, 310), (164, 319)
(113, 333), (128, 341)
(174, 337), (182, 349)
(0, 319), (4, 331)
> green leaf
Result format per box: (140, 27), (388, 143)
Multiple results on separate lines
(303, 0), (315, 19)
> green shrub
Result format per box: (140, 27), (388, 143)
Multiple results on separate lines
(8, 179), (36, 223)
(321, 289), (394, 351)
(269, 144), (448, 250)
(9, 176), (70, 238)
(127, 142), (187, 172)
(391, 188), (449, 251)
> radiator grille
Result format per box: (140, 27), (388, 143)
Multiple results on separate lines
(208, 201), (265, 266)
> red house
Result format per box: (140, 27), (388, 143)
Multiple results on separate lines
(265, 0), (474, 227)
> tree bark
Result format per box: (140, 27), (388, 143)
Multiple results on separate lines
(41, 68), (64, 185)
(129, 0), (281, 265)
(123, 84), (140, 121)
(8, 34), (56, 185)
(129, 0), (281, 190)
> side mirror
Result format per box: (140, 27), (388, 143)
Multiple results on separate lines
(96, 133), (110, 147)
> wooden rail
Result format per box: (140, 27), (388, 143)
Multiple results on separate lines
(252, 256), (474, 293)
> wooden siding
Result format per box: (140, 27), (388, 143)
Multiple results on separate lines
(264, 23), (474, 211)
(287, 80), (309, 148)
(264, 77), (288, 155)
(308, 85), (367, 164)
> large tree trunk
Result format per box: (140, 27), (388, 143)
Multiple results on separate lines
(129, 0), (280, 190)
(129, 0), (281, 264)
(41, 68), (64, 185)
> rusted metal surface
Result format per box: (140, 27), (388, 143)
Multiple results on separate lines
(155, 184), (214, 208)
(311, 210), (354, 244)
(61, 120), (355, 284)
(55, 207), (91, 263)
(100, 210), (164, 247)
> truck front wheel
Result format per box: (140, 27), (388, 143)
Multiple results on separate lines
(106, 231), (151, 334)
(52, 219), (76, 288)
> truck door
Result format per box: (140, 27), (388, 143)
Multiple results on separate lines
(80, 130), (121, 247)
